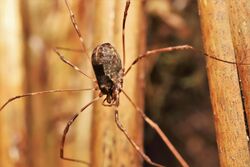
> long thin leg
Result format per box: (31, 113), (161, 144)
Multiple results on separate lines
(54, 48), (95, 81)
(122, 0), (130, 70)
(60, 96), (100, 164)
(114, 108), (165, 167)
(0, 88), (95, 112)
(124, 45), (249, 76)
(125, 45), (194, 75)
(55, 46), (82, 53)
(121, 90), (189, 167)
(203, 52), (250, 65)
(64, 0), (89, 60)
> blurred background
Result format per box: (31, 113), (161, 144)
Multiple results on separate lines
(0, 0), (218, 167)
(144, 1), (218, 166)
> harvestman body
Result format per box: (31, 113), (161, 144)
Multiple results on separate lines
(0, 0), (245, 167)
(92, 43), (123, 105)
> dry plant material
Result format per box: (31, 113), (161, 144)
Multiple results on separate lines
(198, 0), (250, 166)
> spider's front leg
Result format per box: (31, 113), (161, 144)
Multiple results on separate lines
(124, 45), (194, 75)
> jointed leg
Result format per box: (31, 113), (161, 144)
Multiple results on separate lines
(122, 0), (131, 70)
(54, 48), (95, 81)
(60, 96), (100, 164)
(0, 88), (94, 112)
(125, 45), (194, 75)
(64, 0), (89, 60)
(114, 108), (165, 167)
(124, 45), (248, 76)
(55, 46), (83, 53)
(121, 90), (189, 167)
(203, 53), (250, 65)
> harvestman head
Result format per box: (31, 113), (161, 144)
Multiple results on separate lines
(1, 0), (246, 167)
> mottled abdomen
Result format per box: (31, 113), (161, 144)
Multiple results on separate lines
(92, 43), (123, 95)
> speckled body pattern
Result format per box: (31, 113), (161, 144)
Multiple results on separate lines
(92, 43), (123, 100)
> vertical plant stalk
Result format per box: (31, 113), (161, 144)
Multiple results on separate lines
(0, 0), (26, 167)
(115, 0), (145, 166)
(21, 1), (59, 166)
(198, 0), (250, 166)
(91, 0), (144, 166)
(67, 0), (95, 165)
(21, 0), (94, 167)
(91, 1), (116, 166)
(226, 0), (250, 133)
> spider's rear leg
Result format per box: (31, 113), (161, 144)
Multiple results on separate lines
(60, 96), (100, 164)
(114, 108), (165, 167)
(121, 90), (189, 167)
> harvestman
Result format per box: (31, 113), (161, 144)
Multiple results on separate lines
(0, 0), (246, 167)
